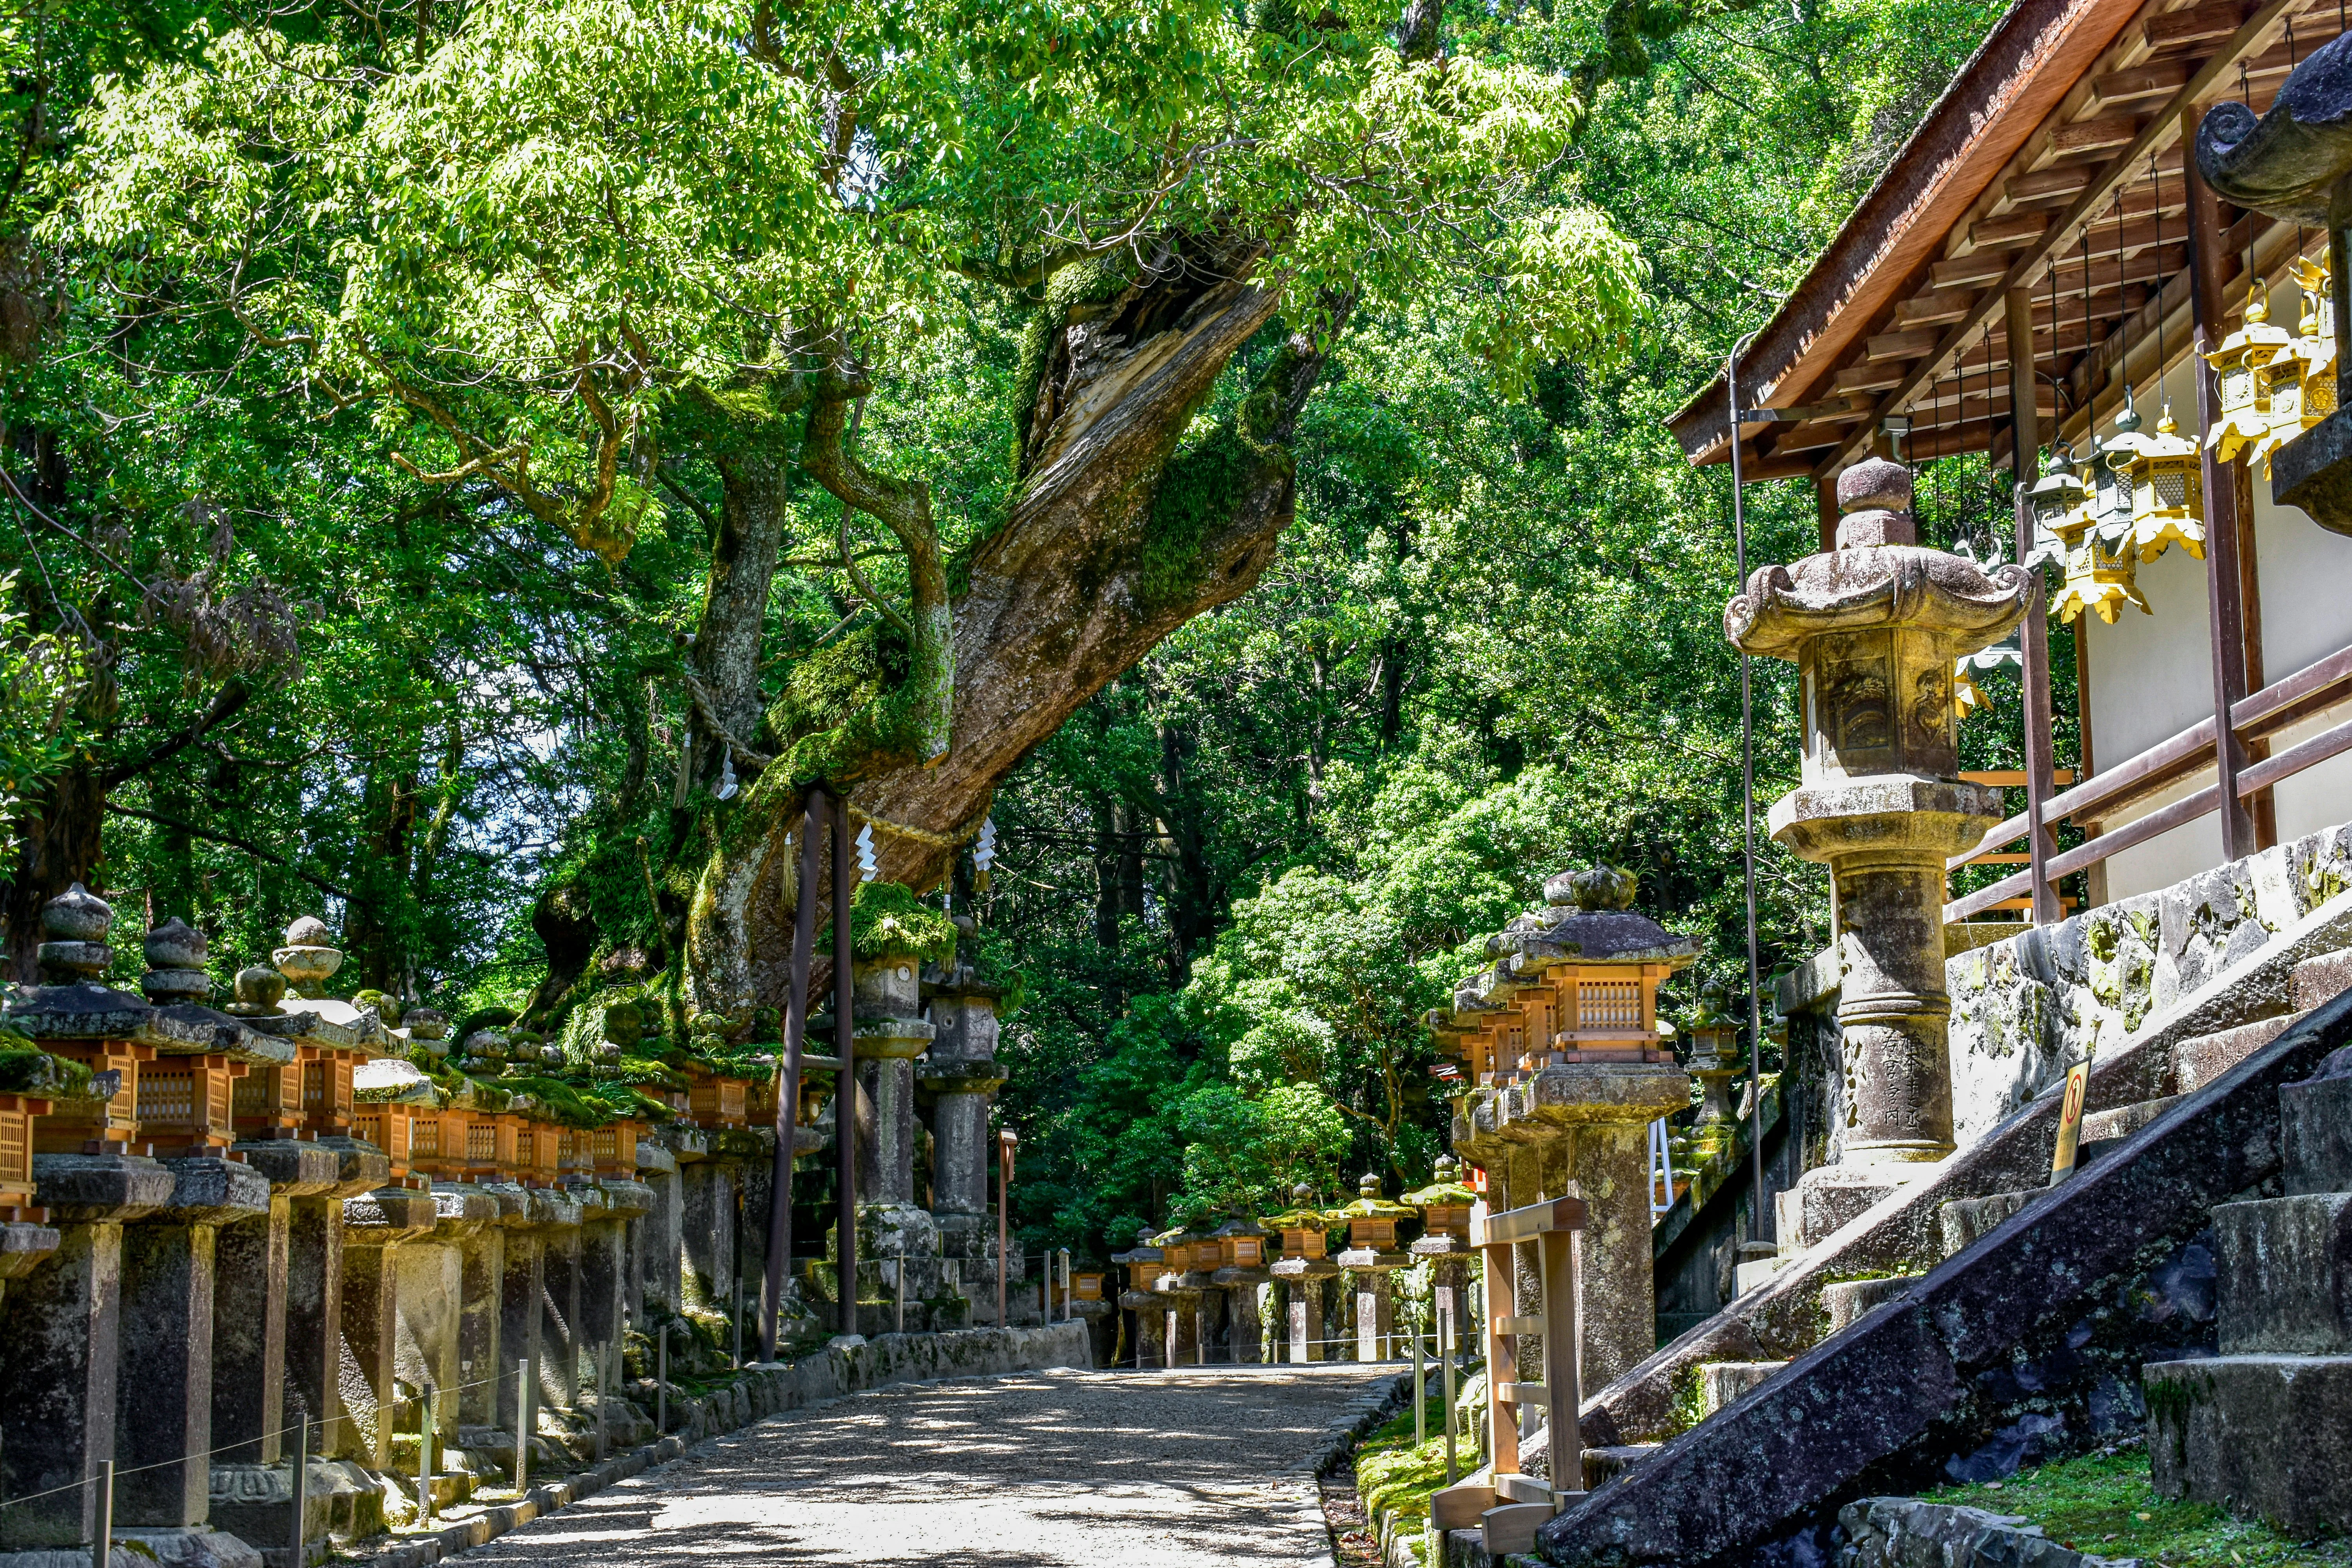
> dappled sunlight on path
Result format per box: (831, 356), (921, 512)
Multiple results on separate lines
(463, 1365), (1394, 1568)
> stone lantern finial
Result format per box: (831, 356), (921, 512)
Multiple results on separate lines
(36, 882), (113, 985)
(272, 915), (343, 998)
(1358, 1171), (1382, 1199)
(1833, 455), (1918, 548)
(140, 916), (212, 1004)
(1290, 1180), (1316, 1207)
(227, 964), (288, 1017)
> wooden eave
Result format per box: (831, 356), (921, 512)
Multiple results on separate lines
(1671, 0), (2345, 482)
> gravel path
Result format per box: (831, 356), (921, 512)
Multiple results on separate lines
(457, 1364), (1399, 1568)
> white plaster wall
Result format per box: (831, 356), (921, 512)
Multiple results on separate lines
(2249, 469), (2352, 846)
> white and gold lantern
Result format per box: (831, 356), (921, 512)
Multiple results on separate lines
(2103, 404), (2204, 564)
(2202, 283), (2291, 465)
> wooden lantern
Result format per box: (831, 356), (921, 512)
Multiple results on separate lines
(135, 1053), (246, 1157)
(0, 1092), (53, 1223)
(523, 1121), (561, 1185)
(592, 1119), (641, 1179)
(352, 1100), (429, 1184)
(2104, 407), (2204, 563)
(2203, 282), (2292, 465)
(232, 1056), (305, 1140)
(34, 1040), (151, 1154)
(468, 1113), (517, 1181)
(1073, 1270), (1105, 1303)
(301, 1047), (356, 1137)
(1220, 1231), (1265, 1268)
(689, 1071), (749, 1131)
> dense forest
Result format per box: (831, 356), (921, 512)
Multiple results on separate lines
(0, 0), (2036, 1260)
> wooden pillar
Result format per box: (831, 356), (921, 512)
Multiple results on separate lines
(2006, 287), (2063, 924)
(1816, 475), (1838, 554)
(2234, 461), (2279, 848)
(2187, 103), (2259, 863)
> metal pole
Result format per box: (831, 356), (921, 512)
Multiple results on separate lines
(1059, 1249), (1070, 1323)
(515, 1356), (532, 1494)
(731, 1280), (742, 1369)
(289, 1417), (308, 1564)
(656, 1323), (667, 1439)
(1441, 1307), (1458, 1483)
(834, 795), (858, 1339)
(1414, 1331), (1426, 1448)
(996, 1131), (1015, 1330)
(92, 1457), (113, 1568)
(1040, 1256), (1048, 1322)
(764, 789), (824, 1360)
(1727, 331), (1769, 1247)
(419, 1389), (435, 1523)
(895, 1245), (906, 1335)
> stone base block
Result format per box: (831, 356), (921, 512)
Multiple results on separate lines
(2283, 1074), (2352, 1194)
(1938, 1190), (2035, 1258)
(2215, 1192), (2352, 1354)
(1822, 1275), (1916, 1336)
(1788, 1166), (1910, 1250)
(1698, 1361), (1785, 1416)
(1838, 1498), (2123, 1568)
(2147, 1354), (2352, 1535)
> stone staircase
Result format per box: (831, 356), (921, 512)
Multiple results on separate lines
(1525, 935), (2352, 1567)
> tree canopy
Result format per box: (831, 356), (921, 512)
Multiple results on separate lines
(1, 0), (2044, 1262)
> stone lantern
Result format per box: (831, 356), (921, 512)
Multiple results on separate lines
(1682, 980), (1744, 1130)
(1112, 1226), (1167, 1366)
(1266, 1183), (1340, 1363)
(272, 915), (343, 999)
(1333, 1173), (1414, 1361)
(1725, 454), (2029, 1247)
(1403, 1155), (1478, 1358)
(1209, 1215), (1272, 1363)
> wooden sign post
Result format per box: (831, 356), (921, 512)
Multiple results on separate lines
(2048, 1060), (2091, 1183)
(1427, 1190), (1589, 1554)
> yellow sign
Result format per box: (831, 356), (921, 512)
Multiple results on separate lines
(2048, 1061), (2091, 1183)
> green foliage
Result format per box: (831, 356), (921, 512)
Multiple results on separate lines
(1926, 1448), (2350, 1566)
(1351, 1397), (1463, 1563)
(1169, 1079), (1350, 1223)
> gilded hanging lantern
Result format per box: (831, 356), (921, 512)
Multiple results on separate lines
(2202, 282), (2291, 465)
(2103, 404), (2204, 563)
(2047, 418), (2151, 625)
(1955, 630), (2023, 719)
(2253, 257), (2339, 475)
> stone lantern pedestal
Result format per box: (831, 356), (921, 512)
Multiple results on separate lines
(815, 947), (946, 1330)
(1726, 457), (2030, 1261)
(920, 964), (1004, 1272)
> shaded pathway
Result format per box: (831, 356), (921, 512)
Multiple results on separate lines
(458, 1364), (1397, 1568)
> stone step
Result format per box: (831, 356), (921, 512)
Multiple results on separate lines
(1821, 1275), (1917, 1335)
(2145, 1352), (2352, 1537)
(2214, 1188), (2352, 1354)
(1581, 1445), (1661, 1490)
(2292, 947), (2352, 1012)
(2173, 1013), (2302, 1094)
(2079, 1094), (2180, 1143)
(1698, 1360), (1786, 1416)
(1936, 1190), (2034, 1258)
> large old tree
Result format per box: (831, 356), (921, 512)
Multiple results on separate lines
(54, 0), (1653, 1025)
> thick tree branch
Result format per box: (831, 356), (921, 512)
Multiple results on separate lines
(102, 679), (249, 788)
(106, 800), (370, 907)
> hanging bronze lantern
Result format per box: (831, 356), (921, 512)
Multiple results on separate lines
(2047, 418), (2151, 625)
(2254, 257), (2339, 475)
(2203, 282), (2291, 466)
(2104, 404), (2205, 563)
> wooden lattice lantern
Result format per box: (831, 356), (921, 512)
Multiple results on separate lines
(524, 1120), (562, 1185)
(0, 1090), (52, 1222)
(1264, 1184), (1332, 1261)
(1072, 1270), (1106, 1303)
(302, 1047), (356, 1138)
(470, 1113), (520, 1181)
(1401, 1154), (1476, 1241)
(1334, 1172), (1414, 1254)
(2104, 404), (2204, 563)
(2203, 281), (2292, 465)
(352, 1100), (430, 1184)
(1212, 1218), (1267, 1269)
(2254, 256), (2341, 475)
(689, 1069), (749, 1131)
(593, 1118), (641, 1179)
(137, 1053), (247, 1158)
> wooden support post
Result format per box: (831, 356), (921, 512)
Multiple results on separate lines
(2187, 103), (2259, 863)
(2007, 287), (2062, 924)
(2235, 460), (2278, 849)
(762, 788), (824, 1360)
(1481, 1234), (1518, 1479)
(833, 797), (857, 1338)
(1816, 475), (1838, 554)
(1538, 1226), (1583, 1504)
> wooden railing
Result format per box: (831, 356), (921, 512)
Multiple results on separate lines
(1945, 641), (2352, 922)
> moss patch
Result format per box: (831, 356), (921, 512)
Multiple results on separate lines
(1352, 1395), (1465, 1564)
(1925, 1447), (2350, 1566)
(819, 879), (959, 963)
